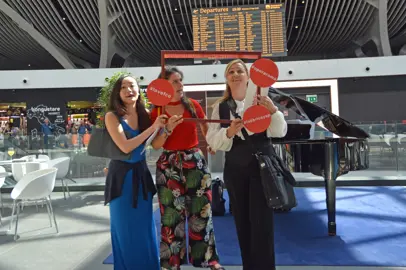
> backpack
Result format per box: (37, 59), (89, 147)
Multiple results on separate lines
(211, 177), (226, 216)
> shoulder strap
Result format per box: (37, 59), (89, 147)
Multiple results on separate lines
(219, 101), (231, 128)
(183, 98), (198, 118)
(224, 99), (260, 155)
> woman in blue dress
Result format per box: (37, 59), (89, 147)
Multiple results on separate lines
(104, 74), (170, 269)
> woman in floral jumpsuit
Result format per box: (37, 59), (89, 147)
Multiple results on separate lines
(151, 65), (225, 270)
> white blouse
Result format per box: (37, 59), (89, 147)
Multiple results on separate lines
(206, 100), (288, 152)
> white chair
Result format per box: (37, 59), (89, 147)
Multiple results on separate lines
(38, 154), (50, 161)
(9, 168), (58, 241)
(11, 163), (24, 182)
(11, 162), (43, 182)
(48, 157), (71, 199)
(19, 155), (36, 161)
(11, 162), (48, 212)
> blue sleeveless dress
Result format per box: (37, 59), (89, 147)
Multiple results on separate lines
(109, 119), (159, 270)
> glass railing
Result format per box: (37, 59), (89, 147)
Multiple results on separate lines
(0, 132), (162, 188)
(208, 122), (406, 181)
(355, 122), (406, 180)
(0, 122), (405, 188)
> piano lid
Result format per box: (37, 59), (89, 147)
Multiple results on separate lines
(268, 87), (370, 139)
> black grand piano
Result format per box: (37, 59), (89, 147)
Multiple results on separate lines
(269, 87), (370, 236)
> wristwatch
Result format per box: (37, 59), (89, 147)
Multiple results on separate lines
(163, 126), (172, 136)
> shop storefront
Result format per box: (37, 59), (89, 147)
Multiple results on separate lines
(65, 101), (101, 148)
(0, 103), (28, 154)
(0, 87), (99, 151)
(0, 103), (27, 136)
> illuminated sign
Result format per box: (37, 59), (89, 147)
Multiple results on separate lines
(192, 4), (287, 57)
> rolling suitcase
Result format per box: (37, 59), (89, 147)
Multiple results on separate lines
(212, 177), (226, 216)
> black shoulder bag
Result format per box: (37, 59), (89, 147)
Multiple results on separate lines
(87, 112), (132, 160)
(227, 100), (296, 209)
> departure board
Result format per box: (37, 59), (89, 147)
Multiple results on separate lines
(192, 4), (287, 57)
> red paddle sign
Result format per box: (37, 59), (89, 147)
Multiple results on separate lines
(243, 105), (272, 133)
(250, 58), (279, 88)
(146, 79), (174, 106)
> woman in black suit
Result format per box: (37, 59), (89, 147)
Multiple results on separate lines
(206, 59), (288, 270)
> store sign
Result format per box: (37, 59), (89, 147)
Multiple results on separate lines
(26, 103), (66, 138)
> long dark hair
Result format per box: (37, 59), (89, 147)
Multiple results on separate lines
(158, 65), (197, 118)
(107, 75), (151, 132)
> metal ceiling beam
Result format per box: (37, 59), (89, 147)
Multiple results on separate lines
(98, 0), (115, 68)
(364, 0), (378, 8)
(67, 53), (92, 68)
(0, 0), (76, 68)
(399, 44), (406, 55)
(98, 0), (131, 68)
(354, 0), (392, 56)
(355, 47), (367, 57)
(122, 54), (149, 67)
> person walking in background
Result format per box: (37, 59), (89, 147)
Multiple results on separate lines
(77, 120), (91, 148)
(41, 118), (53, 149)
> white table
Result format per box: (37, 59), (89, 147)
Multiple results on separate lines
(0, 159), (48, 166)
(2, 160), (48, 182)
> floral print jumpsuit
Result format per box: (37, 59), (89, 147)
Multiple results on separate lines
(156, 147), (220, 269)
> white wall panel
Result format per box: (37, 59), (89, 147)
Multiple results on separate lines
(0, 56), (406, 90)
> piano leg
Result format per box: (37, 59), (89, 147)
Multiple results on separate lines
(324, 142), (337, 236)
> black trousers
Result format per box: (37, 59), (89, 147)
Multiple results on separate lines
(224, 151), (276, 270)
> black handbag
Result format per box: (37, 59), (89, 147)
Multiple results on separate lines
(87, 113), (132, 160)
(255, 151), (294, 209)
(239, 127), (295, 209)
(227, 100), (296, 209)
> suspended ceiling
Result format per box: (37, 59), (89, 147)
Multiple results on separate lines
(0, 0), (406, 70)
